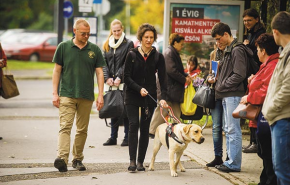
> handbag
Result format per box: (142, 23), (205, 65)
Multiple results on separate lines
(180, 82), (197, 116)
(192, 82), (215, 109)
(1, 73), (20, 99)
(232, 103), (261, 121)
(99, 87), (124, 119)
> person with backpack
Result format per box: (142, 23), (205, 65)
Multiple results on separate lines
(123, 23), (168, 172)
(210, 22), (251, 173)
(102, 19), (134, 147)
(262, 11), (290, 185)
(148, 33), (191, 139)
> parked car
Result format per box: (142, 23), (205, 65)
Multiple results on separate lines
(2, 32), (69, 62)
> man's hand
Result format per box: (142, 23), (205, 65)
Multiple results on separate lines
(52, 94), (60, 108)
(96, 94), (104, 111)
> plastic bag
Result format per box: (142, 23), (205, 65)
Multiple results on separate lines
(180, 82), (197, 116)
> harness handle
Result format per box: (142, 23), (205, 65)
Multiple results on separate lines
(147, 93), (181, 125)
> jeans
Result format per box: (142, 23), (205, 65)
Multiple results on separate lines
(211, 99), (224, 157)
(256, 113), (277, 185)
(126, 104), (154, 163)
(271, 118), (290, 185)
(110, 117), (129, 140)
(222, 96), (242, 171)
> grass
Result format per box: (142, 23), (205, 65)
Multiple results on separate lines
(7, 60), (54, 70)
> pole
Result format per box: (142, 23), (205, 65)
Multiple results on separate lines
(58, 0), (64, 44)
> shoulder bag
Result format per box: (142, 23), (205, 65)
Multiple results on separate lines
(192, 81), (215, 109)
(1, 67), (20, 99)
(232, 103), (261, 122)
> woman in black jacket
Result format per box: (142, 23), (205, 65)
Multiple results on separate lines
(124, 23), (168, 172)
(149, 33), (191, 138)
(102, 19), (134, 147)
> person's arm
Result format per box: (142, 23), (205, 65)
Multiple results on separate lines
(52, 63), (62, 108)
(0, 44), (7, 68)
(96, 67), (104, 111)
(164, 49), (187, 85)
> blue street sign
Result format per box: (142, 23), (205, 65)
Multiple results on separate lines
(63, 1), (73, 18)
(93, 0), (102, 4)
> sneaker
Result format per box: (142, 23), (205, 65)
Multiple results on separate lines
(72, 160), (86, 171)
(121, 139), (128, 146)
(149, 133), (155, 139)
(206, 156), (223, 167)
(103, 138), (117, 146)
(243, 144), (258, 153)
(215, 164), (240, 173)
(54, 158), (68, 172)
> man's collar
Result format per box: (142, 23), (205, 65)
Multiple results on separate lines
(225, 38), (238, 53)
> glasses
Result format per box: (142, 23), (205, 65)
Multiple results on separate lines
(243, 19), (254, 23)
(215, 35), (224, 42)
(77, 30), (91, 36)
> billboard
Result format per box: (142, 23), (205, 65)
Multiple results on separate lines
(164, 0), (244, 72)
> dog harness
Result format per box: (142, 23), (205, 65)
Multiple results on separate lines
(165, 123), (184, 149)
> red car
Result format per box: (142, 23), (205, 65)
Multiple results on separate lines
(3, 32), (69, 62)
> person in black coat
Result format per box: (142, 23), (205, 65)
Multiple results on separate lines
(124, 23), (168, 172)
(149, 33), (191, 138)
(102, 19), (134, 147)
(242, 8), (266, 153)
(243, 8), (266, 65)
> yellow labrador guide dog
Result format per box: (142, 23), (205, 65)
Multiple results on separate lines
(148, 123), (204, 177)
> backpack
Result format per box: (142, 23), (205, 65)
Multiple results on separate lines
(232, 42), (260, 91)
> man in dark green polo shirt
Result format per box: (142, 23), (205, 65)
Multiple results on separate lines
(52, 19), (105, 172)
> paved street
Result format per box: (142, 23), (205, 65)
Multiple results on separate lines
(0, 78), (262, 185)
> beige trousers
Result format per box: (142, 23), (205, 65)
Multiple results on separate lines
(57, 97), (93, 164)
(149, 101), (181, 135)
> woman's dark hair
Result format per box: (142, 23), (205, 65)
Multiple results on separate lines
(137, 23), (157, 42)
(243, 8), (260, 21)
(255, 33), (279, 56)
(169, 33), (184, 46)
(187, 55), (198, 70)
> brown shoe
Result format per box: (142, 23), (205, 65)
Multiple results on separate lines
(243, 144), (258, 153)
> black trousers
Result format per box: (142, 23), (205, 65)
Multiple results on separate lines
(256, 113), (277, 185)
(126, 104), (154, 163)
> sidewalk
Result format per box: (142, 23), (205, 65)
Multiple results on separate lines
(0, 70), (262, 185)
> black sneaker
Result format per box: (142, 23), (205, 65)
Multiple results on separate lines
(103, 138), (117, 146)
(121, 139), (128, 146)
(54, 158), (68, 172)
(243, 144), (258, 153)
(72, 160), (86, 171)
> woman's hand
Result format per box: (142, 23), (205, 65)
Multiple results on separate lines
(240, 95), (248, 104)
(159, 99), (168, 108)
(114, 77), (121, 87)
(243, 39), (249, 45)
(0, 59), (4, 68)
(185, 76), (192, 85)
(248, 74), (254, 84)
(140, 88), (148, 97)
(106, 78), (114, 86)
